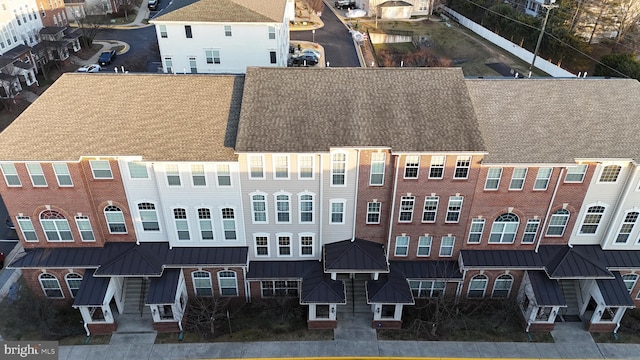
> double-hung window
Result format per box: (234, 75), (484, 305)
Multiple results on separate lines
(273, 155), (289, 179)
(395, 235), (409, 256)
(616, 212), (639, 244)
(484, 168), (502, 190)
(467, 218), (485, 243)
(198, 208), (214, 240)
(404, 155), (419, 178)
(248, 155), (264, 179)
(278, 235), (291, 256)
(216, 164), (231, 186)
(268, 25), (276, 39)
(251, 194), (267, 223)
(192, 271), (213, 296)
(191, 164), (206, 186)
(300, 234), (314, 256)
(221, 208), (236, 240)
(534, 167), (552, 190)
(0, 163), (20, 186)
(174, 208), (190, 240)
(275, 194), (291, 223)
(453, 156), (471, 179)
(75, 216), (95, 241)
(166, 164), (181, 186)
(439, 236), (455, 257)
(255, 235), (269, 256)
(331, 153), (346, 185)
(399, 196), (415, 222)
(127, 162), (148, 179)
(138, 203), (160, 231)
(599, 165), (621, 183)
(509, 168), (528, 190)
(369, 153), (385, 185)
(422, 196), (438, 222)
(522, 219), (540, 244)
(580, 205), (605, 234)
(565, 164), (588, 183)
(330, 200), (345, 224)
(298, 155), (314, 179)
(366, 202), (381, 224)
(299, 194), (313, 223)
(27, 163), (46, 186)
(546, 209), (569, 236)
(417, 235), (432, 256)
(224, 25), (232, 36)
(90, 160), (112, 179)
(446, 196), (463, 223)
(429, 156), (445, 179)
(17, 216), (38, 241)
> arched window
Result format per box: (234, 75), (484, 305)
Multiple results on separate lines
(104, 205), (126, 234)
(623, 274), (638, 293)
(40, 210), (72, 241)
(489, 213), (519, 243)
(250, 194), (267, 223)
(221, 208), (236, 240)
(491, 274), (513, 298)
(546, 209), (570, 236)
(468, 274), (488, 298)
(218, 271), (238, 296)
(275, 193), (291, 223)
(138, 202), (159, 231)
(616, 212), (639, 244)
(65, 273), (83, 297)
(580, 206), (606, 234)
(174, 208), (190, 241)
(39, 273), (63, 298)
(192, 271), (212, 296)
(197, 208), (214, 241)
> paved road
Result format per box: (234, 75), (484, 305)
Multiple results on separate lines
(94, 26), (160, 73)
(291, 8), (359, 67)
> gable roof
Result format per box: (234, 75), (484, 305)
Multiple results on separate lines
(527, 271), (566, 307)
(324, 238), (389, 272)
(466, 78), (640, 164)
(152, 0), (285, 23)
(366, 269), (414, 304)
(237, 67), (486, 153)
(0, 73), (243, 161)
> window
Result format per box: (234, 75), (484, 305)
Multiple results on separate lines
(278, 235), (291, 256)
(484, 168), (502, 190)
(331, 153), (346, 185)
(216, 164), (231, 186)
(467, 218), (485, 243)
(17, 216), (37, 241)
(417, 235), (432, 256)
(489, 213), (519, 243)
(330, 200), (345, 224)
(299, 194), (313, 223)
(90, 160), (112, 179)
(166, 164), (181, 186)
(522, 219), (540, 244)
(255, 235), (269, 256)
(446, 196), (463, 223)
(404, 155), (419, 178)
(26, 163), (46, 186)
(492, 275), (513, 298)
(429, 156), (445, 179)
(395, 235), (409, 256)
(164, 57), (173, 73)
(174, 208), (190, 240)
(275, 194), (290, 223)
(616, 212), (638, 244)
(221, 208), (236, 240)
(399, 196), (415, 222)
(191, 164), (206, 186)
(366, 202), (381, 224)
(192, 271), (213, 296)
(422, 196), (439, 222)
(185, 25), (192, 38)
(248, 155), (264, 179)
(39, 273), (63, 298)
(128, 162), (148, 179)
(40, 210), (73, 242)
(580, 206), (606, 234)
(75, 216), (95, 241)
(534, 167), (552, 190)
(300, 234), (314, 256)
(273, 155), (289, 179)
(565, 164), (588, 183)
(622, 274), (638, 292)
(251, 194), (267, 223)
(599, 165), (621, 183)
(138, 203), (160, 231)
(298, 155), (314, 179)
(159, 25), (167, 38)
(65, 273), (82, 298)
(205, 49), (220, 64)
(439, 236), (455, 257)
(370, 153), (385, 185)
(268, 25), (276, 39)
(454, 156), (471, 179)
(198, 208), (214, 240)
(104, 205), (126, 234)
(509, 168), (528, 190)
(409, 280), (445, 298)
(224, 25), (232, 36)
(468, 274), (488, 298)
(547, 209), (570, 236)
(270, 51), (276, 64)
(189, 57), (197, 73)
(261, 281), (299, 297)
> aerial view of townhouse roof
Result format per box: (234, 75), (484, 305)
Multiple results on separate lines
(2, 0), (640, 359)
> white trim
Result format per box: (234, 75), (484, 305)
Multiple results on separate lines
(191, 270), (213, 297)
(39, 273), (64, 299)
(127, 161), (149, 180)
(0, 163), (21, 187)
(564, 164), (588, 183)
(249, 191), (269, 224)
(533, 167), (552, 190)
(190, 164), (208, 187)
(253, 233), (270, 257)
(17, 216), (38, 242)
(439, 235), (455, 257)
(445, 196), (463, 223)
(75, 215), (96, 242)
(272, 154), (290, 180)
(297, 154), (315, 180)
(578, 203), (608, 236)
(366, 201), (381, 224)
(299, 232), (315, 257)
(197, 207), (215, 241)
(65, 272), (83, 298)
(369, 152), (385, 186)
(330, 151), (348, 187)
(89, 160), (113, 179)
(165, 163), (182, 187)
(329, 199), (346, 224)
(417, 235), (432, 257)
(428, 155), (445, 179)
(484, 167), (502, 190)
(274, 191), (292, 224)
(220, 206), (238, 241)
(172, 207), (191, 241)
(453, 156), (471, 180)
(398, 195), (415, 223)
(247, 154), (266, 180)
(276, 232), (293, 257)
(215, 163), (232, 187)
(394, 235), (409, 256)
(509, 168), (528, 190)
(26, 163), (47, 187)
(298, 191), (315, 224)
(404, 155), (420, 179)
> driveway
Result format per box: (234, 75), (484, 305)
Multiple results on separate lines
(291, 8), (360, 67)
(94, 27), (161, 73)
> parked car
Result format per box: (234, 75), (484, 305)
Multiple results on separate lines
(335, 0), (356, 9)
(292, 54), (318, 66)
(98, 50), (116, 66)
(76, 64), (102, 73)
(148, 0), (159, 10)
(5, 217), (14, 230)
(300, 49), (321, 60)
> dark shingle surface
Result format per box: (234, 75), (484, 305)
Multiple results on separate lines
(146, 269), (181, 304)
(237, 68), (485, 153)
(73, 269), (111, 306)
(324, 238), (389, 272)
(153, 0), (285, 22)
(597, 272), (635, 306)
(527, 271), (566, 306)
(391, 260), (462, 279)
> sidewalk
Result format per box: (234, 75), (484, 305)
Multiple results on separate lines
(68, 4), (152, 30)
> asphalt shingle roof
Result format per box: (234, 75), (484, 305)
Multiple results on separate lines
(0, 73), (243, 161)
(237, 67), (486, 153)
(153, 0), (285, 23)
(466, 78), (640, 164)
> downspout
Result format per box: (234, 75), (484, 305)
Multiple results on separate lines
(243, 264), (250, 303)
(602, 163), (638, 246)
(535, 168), (564, 253)
(351, 149), (360, 241)
(318, 154), (324, 260)
(236, 161), (247, 250)
(386, 154), (401, 262)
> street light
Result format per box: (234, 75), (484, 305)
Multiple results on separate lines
(528, 1), (559, 76)
(312, 29), (315, 44)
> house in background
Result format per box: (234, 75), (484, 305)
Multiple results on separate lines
(63, 0), (123, 19)
(355, 0), (435, 19)
(151, 0), (293, 74)
(35, 0), (69, 27)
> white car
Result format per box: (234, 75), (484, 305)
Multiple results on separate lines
(301, 49), (321, 59)
(76, 64), (102, 73)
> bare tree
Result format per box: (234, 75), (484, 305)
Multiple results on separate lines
(118, 0), (135, 21)
(308, 0), (325, 14)
(184, 296), (231, 338)
(73, 6), (112, 48)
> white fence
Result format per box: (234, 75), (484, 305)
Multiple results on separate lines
(441, 7), (575, 77)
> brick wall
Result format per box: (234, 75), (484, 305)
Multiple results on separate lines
(355, 149), (394, 244)
(308, 320), (337, 329)
(459, 269), (524, 300)
(183, 267), (245, 298)
(22, 268), (87, 300)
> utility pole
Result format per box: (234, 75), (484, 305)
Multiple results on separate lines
(529, 1), (559, 76)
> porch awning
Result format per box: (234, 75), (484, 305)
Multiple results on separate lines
(146, 269), (181, 305)
(300, 262), (345, 304)
(324, 238), (389, 272)
(9, 247), (103, 269)
(597, 272), (635, 307)
(73, 270), (110, 306)
(527, 271), (566, 306)
(246, 260), (316, 279)
(391, 260), (462, 280)
(541, 245), (613, 279)
(460, 249), (545, 269)
(95, 243), (164, 276)
(366, 269), (414, 304)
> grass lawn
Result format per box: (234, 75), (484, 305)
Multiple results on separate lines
(592, 309), (640, 343)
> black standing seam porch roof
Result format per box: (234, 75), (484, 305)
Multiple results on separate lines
(391, 260), (462, 280)
(542, 245), (613, 279)
(597, 272), (635, 307)
(146, 268), (182, 305)
(527, 271), (566, 307)
(366, 269), (414, 304)
(459, 250), (545, 269)
(324, 238), (389, 273)
(73, 269), (111, 307)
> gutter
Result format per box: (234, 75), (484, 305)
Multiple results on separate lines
(351, 149), (360, 240)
